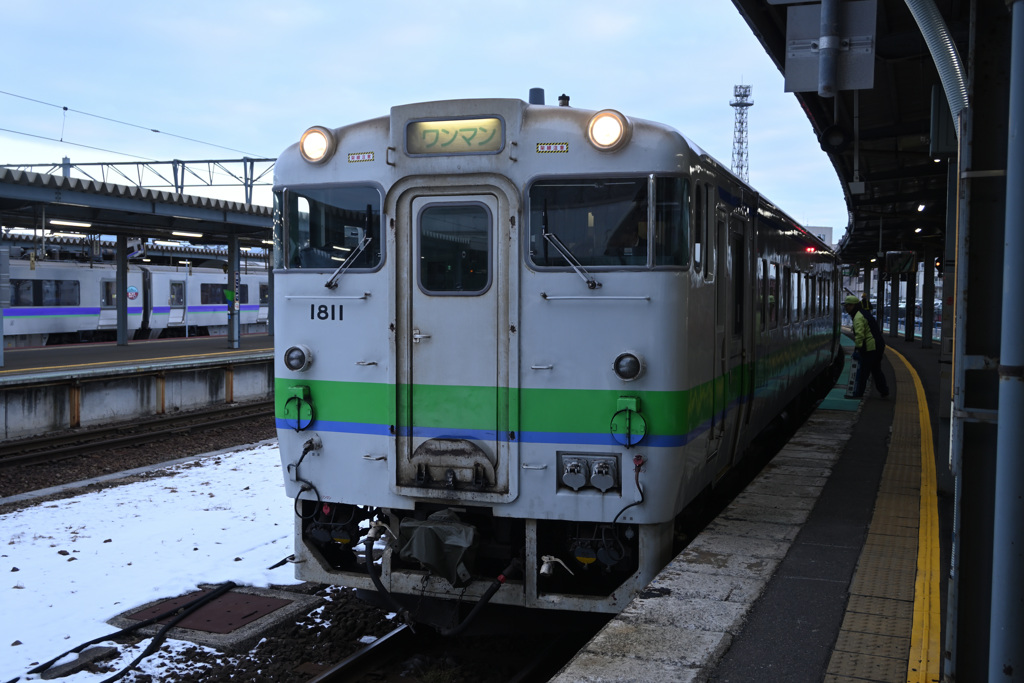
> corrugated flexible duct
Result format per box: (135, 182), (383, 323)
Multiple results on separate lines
(904, 0), (970, 138)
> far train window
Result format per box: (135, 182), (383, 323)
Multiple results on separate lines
(8, 279), (80, 306)
(201, 283), (249, 305)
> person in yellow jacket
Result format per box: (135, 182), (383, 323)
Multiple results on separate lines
(843, 295), (890, 398)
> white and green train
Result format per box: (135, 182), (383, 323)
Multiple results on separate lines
(273, 94), (840, 629)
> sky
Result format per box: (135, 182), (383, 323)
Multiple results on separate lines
(0, 443), (332, 682)
(0, 1), (848, 240)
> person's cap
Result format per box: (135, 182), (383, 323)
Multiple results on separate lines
(844, 295), (860, 305)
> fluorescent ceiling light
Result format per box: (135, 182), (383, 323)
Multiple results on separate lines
(172, 231), (204, 238)
(50, 219), (92, 228)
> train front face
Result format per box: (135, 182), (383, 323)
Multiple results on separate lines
(273, 98), (700, 618)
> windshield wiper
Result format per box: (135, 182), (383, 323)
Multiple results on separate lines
(324, 236), (372, 289)
(541, 202), (600, 289)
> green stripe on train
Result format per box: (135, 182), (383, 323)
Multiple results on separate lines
(272, 332), (833, 432)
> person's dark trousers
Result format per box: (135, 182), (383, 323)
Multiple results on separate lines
(853, 348), (889, 397)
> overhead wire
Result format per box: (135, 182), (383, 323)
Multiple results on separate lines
(0, 88), (267, 158)
(0, 126), (157, 161)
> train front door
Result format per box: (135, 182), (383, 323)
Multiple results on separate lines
(168, 281), (186, 326)
(395, 191), (514, 502)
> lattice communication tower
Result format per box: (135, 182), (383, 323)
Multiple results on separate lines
(730, 85), (753, 183)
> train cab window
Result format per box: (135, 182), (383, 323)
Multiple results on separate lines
(654, 176), (690, 267)
(419, 203), (491, 294)
(278, 186), (382, 270)
(768, 262), (779, 328)
(529, 178), (649, 268)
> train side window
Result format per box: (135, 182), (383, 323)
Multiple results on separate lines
(654, 176), (689, 267)
(200, 283), (248, 305)
(259, 283), (270, 305)
(100, 280), (117, 308)
(768, 262), (778, 328)
(730, 230), (743, 335)
(758, 259), (767, 332)
(793, 273), (801, 322)
(10, 280), (34, 306)
(40, 279), (58, 306)
(201, 284), (220, 305)
(807, 277), (813, 319)
(57, 280), (80, 306)
(792, 271), (799, 322)
(280, 185), (383, 270)
(782, 267), (792, 324)
(693, 184), (703, 272)
(705, 210), (721, 283)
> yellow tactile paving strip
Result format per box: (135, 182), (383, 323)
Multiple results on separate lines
(825, 349), (941, 683)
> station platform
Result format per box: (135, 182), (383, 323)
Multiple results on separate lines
(0, 333), (272, 382)
(0, 335), (274, 440)
(553, 334), (950, 683)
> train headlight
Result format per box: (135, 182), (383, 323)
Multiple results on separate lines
(299, 126), (336, 164)
(587, 109), (631, 152)
(284, 344), (314, 372)
(613, 352), (644, 381)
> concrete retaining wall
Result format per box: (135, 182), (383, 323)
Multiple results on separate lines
(1, 360), (272, 440)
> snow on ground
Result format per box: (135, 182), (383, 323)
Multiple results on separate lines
(0, 442), (302, 682)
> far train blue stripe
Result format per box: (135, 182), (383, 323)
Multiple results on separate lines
(2, 307), (142, 316)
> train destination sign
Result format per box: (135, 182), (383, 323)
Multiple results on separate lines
(406, 117), (504, 155)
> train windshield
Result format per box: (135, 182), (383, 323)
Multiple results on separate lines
(277, 186), (382, 270)
(528, 176), (689, 269)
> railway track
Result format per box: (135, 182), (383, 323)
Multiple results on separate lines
(0, 400), (275, 470)
(303, 622), (595, 683)
(305, 624), (413, 682)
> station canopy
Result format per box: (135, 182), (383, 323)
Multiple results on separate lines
(731, 0), (967, 267)
(0, 167), (271, 250)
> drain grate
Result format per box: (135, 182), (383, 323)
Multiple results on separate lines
(124, 589), (293, 634)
